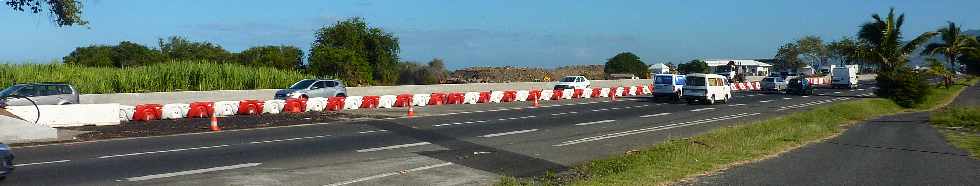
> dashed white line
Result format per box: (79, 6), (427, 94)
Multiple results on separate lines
(250, 135), (331, 144)
(480, 129), (539, 138)
(690, 108), (716, 112)
(15, 160), (70, 167)
(640, 112), (672, 118)
(782, 97), (792, 100)
(554, 113), (761, 146)
(98, 145), (231, 159)
(121, 163), (262, 182)
(574, 120), (616, 126)
(356, 142), (432, 152)
(834, 91), (842, 94)
(358, 130), (389, 134)
(323, 162), (454, 186)
(728, 103), (747, 107)
(760, 100), (774, 103)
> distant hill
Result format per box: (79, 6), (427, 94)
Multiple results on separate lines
(908, 29), (980, 67)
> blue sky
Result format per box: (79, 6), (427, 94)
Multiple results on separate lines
(2, 0), (978, 69)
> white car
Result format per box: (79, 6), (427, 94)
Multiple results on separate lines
(554, 76), (590, 89)
(683, 73), (732, 105)
(653, 74), (686, 102)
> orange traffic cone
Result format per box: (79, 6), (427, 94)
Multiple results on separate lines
(532, 97), (540, 108)
(407, 106), (415, 118)
(209, 113), (221, 131)
(611, 91), (618, 101)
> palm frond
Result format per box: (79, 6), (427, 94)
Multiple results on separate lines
(922, 43), (946, 56)
(902, 31), (938, 55)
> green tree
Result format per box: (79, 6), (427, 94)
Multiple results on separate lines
(857, 8), (938, 108)
(158, 36), (233, 62)
(395, 58), (449, 85)
(63, 45), (113, 67)
(960, 47), (980, 75)
(236, 45), (304, 70)
(773, 43), (805, 71)
(308, 17), (400, 85)
(603, 52), (650, 78)
(925, 58), (953, 88)
(922, 22), (979, 74)
(308, 47), (372, 86)
(677, 59), (709, 74)
(111, 41), (162, 68)
(797, 36), (831, 68)
(5, 0), (87, 27)
(827, 37), (862, 66)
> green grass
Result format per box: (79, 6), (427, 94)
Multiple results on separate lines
(0, 61), (314, 94)
(499, 77), (976, 186)
(931, 106), (980, 158)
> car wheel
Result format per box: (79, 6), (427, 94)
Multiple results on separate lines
(724, 95), (730, 104)
(707, 95), (715, 105)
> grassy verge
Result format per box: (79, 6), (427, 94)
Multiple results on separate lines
(499, 78), (976, 186)
(931, 106), (980, 158)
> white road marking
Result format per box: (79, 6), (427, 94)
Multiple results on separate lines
(323, 162), (454, 186)
(611, 107), (621, 110)
(564, 104), (576, 106)
(464, 121), (475, 124)
(498, 108), (511, 111)
(747, 94), (756, 97)
(858, 89), (865, 91)
(776, 97), (850, 111)
(250, 135), (331, 144)
(574, 120), (616, 126)
(480, 129), (539, 138)
(760, 100), (774, 103)
(690, 108), (716, 112)
(591, 109), (602, 112)
(98, 145), (231, 159)
(569, 111), (578, 114)
(728, 103), (747, 107)
(834, 92), (842, 94)
(121, 163), (262, 182)
(459, 111), (472, 114)
(639, 113), (671, 118)
(358, 130), (389, 134)
(473, 110), (485, 113)
(782, 97), (792, 100)
(15, 160), (70, 167)
(508, 117), (519, 120)
(498, 118), (508, 121)
(475, 120), (487, 123)
(356, 142), (432, 152)
(554, 113), (761, 146)
(802, 96), (809, 98)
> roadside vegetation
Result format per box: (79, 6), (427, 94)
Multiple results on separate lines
(0, 61), (312, 94)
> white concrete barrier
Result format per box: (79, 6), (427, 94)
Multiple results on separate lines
(540, 90), (554, 100)
(463, 92), (480, 104)
(378, 95), (397, 108)
(0, 115), (57, 143)
(306, 97), (329, 111)
(412, 94), (430, 106)
(614, 87), (625, 97)
(214, 101), (239, 116)
(162, 103), (190, 119)
(581, 88), (592, 98)
(490, 91), (505, 103)
(344, 96), (363, 110)
(561, 89), (574, 99)
(516, 90), (529, 101)
(120, 105), (135, 121)
(7, 104), (121, 127)
(263, 100), (285, 114)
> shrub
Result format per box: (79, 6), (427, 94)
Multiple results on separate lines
(875, 68), (932, 108)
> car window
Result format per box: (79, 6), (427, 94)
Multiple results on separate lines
(686, 77), (706, 86)
(288, 80), (316, 89)
(325, 81), (338, 87)
(655, 76), (672, 84)
(15, 85), (37, 97)
(0, 85), (23, 97)
(313, 81), (328, 89)
(676, 78), (686, 85)
(560, 77), (576, 82)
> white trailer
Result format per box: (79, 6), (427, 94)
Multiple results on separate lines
(831, 65), (859, 89)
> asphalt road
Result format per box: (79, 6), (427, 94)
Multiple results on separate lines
(687, 84), (980, 186)
(5, 83), (880, 186)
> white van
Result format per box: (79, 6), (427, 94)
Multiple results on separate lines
(831, 65), (859, 89)
(653, 74), (686, 102)
(683, 74), (732, 105)
(554, 76), (591, 89)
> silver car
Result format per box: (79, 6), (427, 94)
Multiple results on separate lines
(275, 79), (347, 99)
(0, 83), (80, 106)
(760, 77), (788, 93)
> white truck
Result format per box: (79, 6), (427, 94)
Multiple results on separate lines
(831, 65), (859, 89)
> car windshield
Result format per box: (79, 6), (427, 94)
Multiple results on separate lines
(686, 77), (706, 86)
(655, 76), (673, 84)
(560, 77), (577, 82)
(764, 77), (775, 82)
(288, 80), (316, 89)
(0, 85), (23, 97)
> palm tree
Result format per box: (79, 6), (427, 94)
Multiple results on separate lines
(856, 8), (938, 73)
(923, 22), (979, 74)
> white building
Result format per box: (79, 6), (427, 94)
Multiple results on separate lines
(703, 59), (772, 77)
(649, 63), (671, 74)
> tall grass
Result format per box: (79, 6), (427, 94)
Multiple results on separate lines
(0, 60), (314, 94)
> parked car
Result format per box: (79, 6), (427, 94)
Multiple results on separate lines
(786, 77), (813, 95)
(553, 76), (590, 89)
(683, 74), (732, 105)
(653, 74), (686, 102)
(275, 79), (347, 100)
(0, 143), (13, 180)
(0, 83), (79, 106)
(760, 77), (788, 93)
